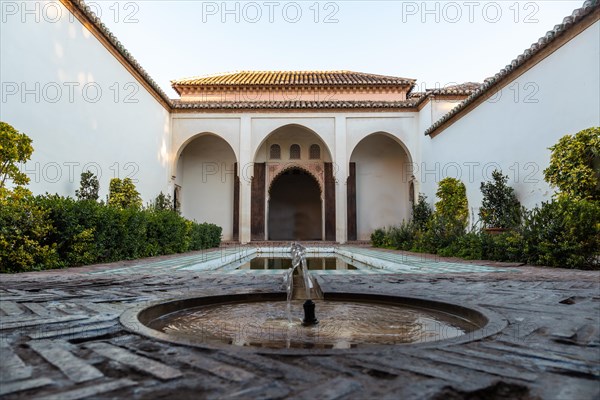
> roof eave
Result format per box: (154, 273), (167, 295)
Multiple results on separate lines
(425, 1), (600, 138)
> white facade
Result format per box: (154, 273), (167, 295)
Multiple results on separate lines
(2, 1), (598, 243)
(1, 1), (171, 202)
(420, 19), (600, 212)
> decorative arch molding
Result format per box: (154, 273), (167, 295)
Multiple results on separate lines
(266, 162), (324, 198)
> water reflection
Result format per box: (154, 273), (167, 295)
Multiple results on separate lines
(239, 257), (357, 270)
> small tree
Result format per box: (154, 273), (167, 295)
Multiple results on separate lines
(544, 127), (600, 201)
(412, 193), (432, 231)
(108, 178), (142, 209)
(150, 191), (174, 211)
(0, 121), (34, 191)
(479, 170), (521, 229)
(433, 177), (469, 236)
(76, 171), (100, 201)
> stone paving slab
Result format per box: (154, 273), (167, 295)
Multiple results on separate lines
(0, 247), (598, 399)
(28, 340), (104, 383)
(85, 342), (183, 380)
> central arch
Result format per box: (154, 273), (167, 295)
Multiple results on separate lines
(268, 168), (322, 240)
(252, 124), (335, 241)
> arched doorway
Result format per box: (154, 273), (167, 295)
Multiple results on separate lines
(349, 133), (412, 240)
(175, 134), (237, 240)
(268, 168), (322, 240)
(251, 124), (335, 241)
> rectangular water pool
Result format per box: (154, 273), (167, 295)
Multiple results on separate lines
(239, 257), (358, 271)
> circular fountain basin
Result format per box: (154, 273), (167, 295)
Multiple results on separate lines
(121, 293), (506, 352)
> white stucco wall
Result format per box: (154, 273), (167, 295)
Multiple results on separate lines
(1, 1), (171, 201)
(420, 20), (600, 213)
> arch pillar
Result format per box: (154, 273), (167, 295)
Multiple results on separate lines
(239, 116), (252, 244)
(334, 116), (348, 243)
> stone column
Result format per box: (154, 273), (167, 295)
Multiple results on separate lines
(334, 116), (348, 243)
(239, 115), (252, 244)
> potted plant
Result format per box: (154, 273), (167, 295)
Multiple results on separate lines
(479, 170), (521, 234)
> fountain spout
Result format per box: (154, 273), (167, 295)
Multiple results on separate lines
(288, 242), (318, 326)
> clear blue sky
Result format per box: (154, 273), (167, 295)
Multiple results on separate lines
(95, 1), (581, 97)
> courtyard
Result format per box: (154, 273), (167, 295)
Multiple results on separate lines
(1, 1), (599, 399)
(1, 245), (598, 399)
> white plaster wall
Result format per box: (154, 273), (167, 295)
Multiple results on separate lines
(178, 135), (236, 240)
(420, 20), (600, 213)
(0, 1), (171, 201)
(350, 134), (411, 240)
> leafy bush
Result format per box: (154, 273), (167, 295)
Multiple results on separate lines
(479, 170), (521, 229)
(544, 127), (600, 201)
(145, 209), (190, 256)
(33, 195), (100, 266)
(189, 222), (222, 251)
(0, 189), (60, 272)
(518, 198), (599, 269)
(370, 228), (386, 248)
(372, 197), (599, 269)
(1, 193), (223, 272)
(388, 222), (416, 251)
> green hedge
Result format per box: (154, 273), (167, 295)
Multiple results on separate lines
(371, 197), (600, 270)
(0, 194), (222, 273)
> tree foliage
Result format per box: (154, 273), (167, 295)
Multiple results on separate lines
(75, 170), (100, 201)
(149, 191), (174, 212)
(479, 170), (521, 228)
(108, 178), (142, 209)
(0, 121), (34, 191)
(412, 193), (433, 231)
(434, 177), (469, 232)
(0, 188), (60, 272)
(544, 127), (600, 201)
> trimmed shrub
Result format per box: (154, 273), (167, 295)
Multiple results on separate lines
(145, 209), (190, 256)
(518, 198), (599, 269)
(0, 189), (60, 272)
(189, 222), (222, 251)
(370, 228), (386, 248)
(371, 197), (599, 269)
(479, 170), (521, 229)
(1, 193), (223, 272)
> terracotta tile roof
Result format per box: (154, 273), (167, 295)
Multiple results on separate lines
(171, 99), (419, 110)
(425, 0), (599, 136)
(171, 71), (416, 87)
(409, 82), (482, 99)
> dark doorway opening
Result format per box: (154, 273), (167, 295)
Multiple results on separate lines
(268, 168), (322, 240)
